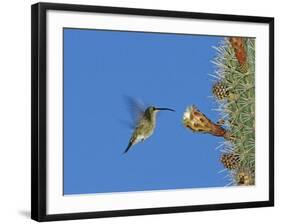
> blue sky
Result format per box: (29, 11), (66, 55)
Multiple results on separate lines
(63, 28), (227, 195)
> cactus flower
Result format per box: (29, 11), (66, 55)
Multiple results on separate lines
(183, 105), (229, 138)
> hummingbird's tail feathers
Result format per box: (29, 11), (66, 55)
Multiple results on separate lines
(123, 141), (133, 154)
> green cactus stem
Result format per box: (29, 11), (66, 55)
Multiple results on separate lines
(212, 37), (255, 185)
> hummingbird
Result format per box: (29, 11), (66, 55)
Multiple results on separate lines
(124, 104), (175, 154)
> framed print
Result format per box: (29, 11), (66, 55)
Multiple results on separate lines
(31, 2), (274, 222)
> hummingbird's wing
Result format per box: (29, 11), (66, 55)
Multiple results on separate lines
(124, 96), (145, 128)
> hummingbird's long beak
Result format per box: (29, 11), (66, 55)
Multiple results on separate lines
(155, 107), (175, 112)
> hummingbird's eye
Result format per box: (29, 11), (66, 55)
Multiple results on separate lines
(152, 107), (156, 110)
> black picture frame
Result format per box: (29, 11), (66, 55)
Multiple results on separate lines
(31, 2), (274, 222)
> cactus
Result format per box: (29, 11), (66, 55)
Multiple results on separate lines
(212, 37), (255, 186)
